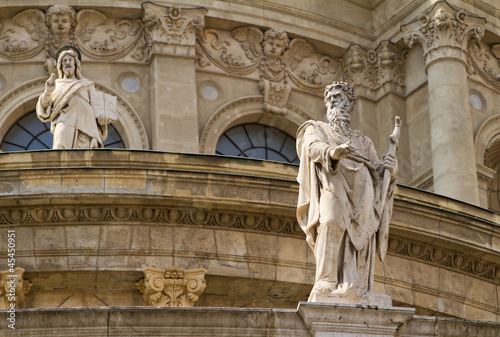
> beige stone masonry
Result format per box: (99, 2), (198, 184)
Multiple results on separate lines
(0, 267), (32, 309)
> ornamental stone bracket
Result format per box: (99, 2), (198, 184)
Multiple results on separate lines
(342, 41), (405, 100)
(0, 267), (32, 309)
(142, 2), (207, 58)
(136, 266), (207, 307)
(401, 1), (485, 71)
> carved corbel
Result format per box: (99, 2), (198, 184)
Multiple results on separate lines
(401, 1), (485, 70)
(342, 41), (405, 100)
(136, 266), (207, 307)
(142, 2), (207, 58)
(0, 267), (32, 309)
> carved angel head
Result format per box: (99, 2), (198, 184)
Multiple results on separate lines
(46, 5), (77, 40)
(262, 29), (289, 59)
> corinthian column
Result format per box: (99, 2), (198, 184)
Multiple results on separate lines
(402, 2), (485, 205)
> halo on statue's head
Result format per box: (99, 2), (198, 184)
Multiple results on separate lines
(55, 45), (81, 62)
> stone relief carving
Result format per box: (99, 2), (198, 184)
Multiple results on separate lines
(142, 2), (207, 58)
(136, 266), (207, 307)
(0, 268), (32, 309)
(296, 81), (400, 305)
(343, 41), (405, 100)
(197, 27), (342, 114)
(0, 4), (146, 68)
(402, 2), (485, 67)
(467, 40), (500, 90)
(36, 46), (118, 149)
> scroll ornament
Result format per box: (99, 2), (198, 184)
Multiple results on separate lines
(136, 266), (207, 307)
(0, 4), (147, 70)
(197, 27), (342, 114)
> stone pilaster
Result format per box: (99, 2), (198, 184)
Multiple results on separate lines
(136, 266), (207, 307)
(343, 41), (405, 101)
(142, 3), (207, 152)
(402, 1), (485, 205)
(0, 267), (32, 309)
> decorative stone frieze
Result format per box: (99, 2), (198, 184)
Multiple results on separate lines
(0, 4), (146, 67)
(468, 40), (500, 90)
(136, 266), (207, 307)
(196, 26), (342, 113)
(388, 235), (500, 285)
(142, 2), (207, 58)
(0, 268), (32, 309)
(0, 205), (303, 237)
(402, 1), (485, 69)
(343, 41), (405, 100)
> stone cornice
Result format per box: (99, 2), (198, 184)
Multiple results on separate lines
(402, 1), (486, 70)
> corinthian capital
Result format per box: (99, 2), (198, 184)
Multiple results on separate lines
(401, 1), (485, 69)
(142, 2), (207, 57)
(136, 266), (207, 307)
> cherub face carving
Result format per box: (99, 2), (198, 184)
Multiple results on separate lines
(50, 14), (72, 39)
(263, 38), (286, 59)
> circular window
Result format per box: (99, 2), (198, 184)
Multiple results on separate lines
(200, 85), (220, 101)
(215, 123), (298, 163)
(1, 111), (125, 151)
(469, 90), (486, 111)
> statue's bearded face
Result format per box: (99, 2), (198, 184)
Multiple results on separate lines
(62, 55), (76, 78)
(326, 89), (351, 125)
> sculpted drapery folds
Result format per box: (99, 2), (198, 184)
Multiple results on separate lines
(296, 81), (398, 302)
(36, 46), (117, 149)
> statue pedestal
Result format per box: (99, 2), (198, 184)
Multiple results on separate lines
(309, 291), (392, 307)
(297, 302), (415, 337)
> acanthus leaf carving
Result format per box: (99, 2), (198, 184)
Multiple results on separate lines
(402, 2), (485, 68)
(136, 266), (207, 307)
(0, 268), (32, 309)
(142, 2), (207, 58)
(342, 41), (405, 100)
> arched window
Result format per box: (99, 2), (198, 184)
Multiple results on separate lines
(215, 123), (299, 163)
(0, 111), (125, 151)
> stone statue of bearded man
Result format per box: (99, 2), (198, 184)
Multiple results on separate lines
(296, 81), (398, 305)
(36, 46), (117, 149)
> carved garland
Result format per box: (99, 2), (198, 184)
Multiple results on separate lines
(0, 205), (303, 237)
(387, 235), (500, 285)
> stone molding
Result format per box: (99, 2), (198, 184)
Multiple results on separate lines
(387, 235), (500, 285)
(0, 267), (32, 309)
(402, 1), (485, 70)
(297, 302), (415, 337)
(0, 205), (303, 237)
(136, 266), (207, 307)
(343, 41), (405, 100)
(142, 2), (207, 58)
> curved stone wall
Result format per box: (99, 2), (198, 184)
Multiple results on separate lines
(0, 150), (498, 319)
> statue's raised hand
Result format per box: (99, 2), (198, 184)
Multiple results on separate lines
(45, 73), (56, 94)
(329, 141), (354, 160)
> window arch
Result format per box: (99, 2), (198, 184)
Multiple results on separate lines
(216, 123), (299, 163)
(0, 110), (125, 151)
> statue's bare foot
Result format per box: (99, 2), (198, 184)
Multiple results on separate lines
(314, 281), (336, 294)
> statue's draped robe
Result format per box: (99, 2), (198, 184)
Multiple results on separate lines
(296, 121), (395, 296)
(36, 78), (106, 149)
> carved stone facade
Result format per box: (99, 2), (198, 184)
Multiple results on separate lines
(136, 266), (207, 307)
